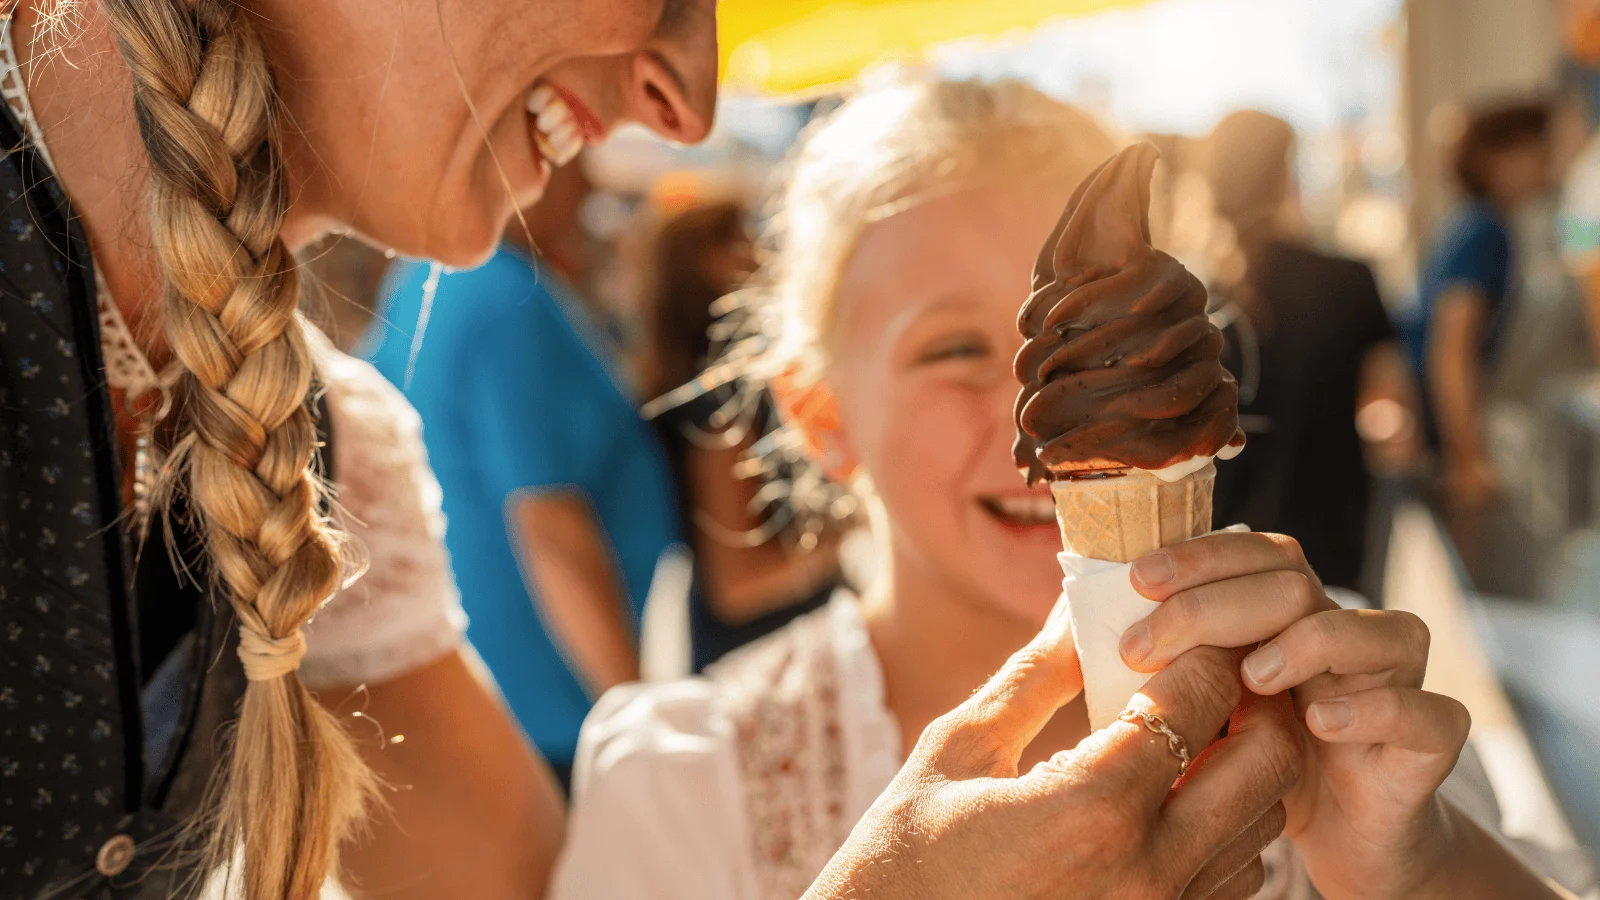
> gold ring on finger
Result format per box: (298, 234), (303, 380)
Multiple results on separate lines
(1118, 709), (1192, 776)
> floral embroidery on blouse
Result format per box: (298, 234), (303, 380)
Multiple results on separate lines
(709, 606), (851, 900)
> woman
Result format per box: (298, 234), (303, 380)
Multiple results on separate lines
(0, 1), (716, 897)
(0, 3), (1315, 899)
(553, 76), (1573, 900)
(1202, 109), (1414, 592)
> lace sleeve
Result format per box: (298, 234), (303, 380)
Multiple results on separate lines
(297, 330), (468, 689)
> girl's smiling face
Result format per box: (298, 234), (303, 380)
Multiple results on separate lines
(826, 179), (1078, 627)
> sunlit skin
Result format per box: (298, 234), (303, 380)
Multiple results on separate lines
(821, 178), (1095, 762)
(15, 0), (719, 366)
(14, 0), (718, 490)
(258, 0), (719, 264)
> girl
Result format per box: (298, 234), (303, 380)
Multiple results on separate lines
(553, 74), (1574, 900)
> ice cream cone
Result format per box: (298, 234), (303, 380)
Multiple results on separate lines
(1053, 463), (1215, 729)
(1049, 463), (1215, 564)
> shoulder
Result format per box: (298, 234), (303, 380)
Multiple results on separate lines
(311, 326), (425, 478)
(301, 327), (466, 687)
(575, 678), (733, 774)
(570, 598), (840, 781)
(570, 596), (855, 798)
(555, 679), (755, 900)
(309, 326), (442, 566)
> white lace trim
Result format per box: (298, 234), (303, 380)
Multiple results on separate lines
(0, 14), (166, 405)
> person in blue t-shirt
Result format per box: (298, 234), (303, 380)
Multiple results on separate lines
(362, 210), (682, 787)
(1413, 103), (1551, 506)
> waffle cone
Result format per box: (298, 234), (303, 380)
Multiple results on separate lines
(1050, 464), (1215, 563)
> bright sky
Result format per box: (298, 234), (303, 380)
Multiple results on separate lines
(935, 0), (1403, 136)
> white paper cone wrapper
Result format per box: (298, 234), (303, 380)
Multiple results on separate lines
(1060, 551), (1160, 730)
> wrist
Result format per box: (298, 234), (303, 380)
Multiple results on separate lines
(1313, 796), (1460, 900)
(1395, 799), (1466, 900)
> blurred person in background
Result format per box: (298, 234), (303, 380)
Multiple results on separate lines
(362, 160), (683, 790)
(552, 75), (1570, 900)
(1413, 103), (1553, 507)
(1203, 110), (1417, 593)
(1560, 0), (1600, 360)
(641, 200), (846, 670)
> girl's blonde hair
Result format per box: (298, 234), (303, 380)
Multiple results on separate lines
(697, 71), (1120, 533)
(101, 0), (375, 895)
(751, 71), (1120, 385)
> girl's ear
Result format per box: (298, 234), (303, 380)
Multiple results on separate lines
(770, 369), (859, 483)
(1043, 141), (1160, 283)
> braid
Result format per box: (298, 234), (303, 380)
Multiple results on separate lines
(101, 0), (376, 896)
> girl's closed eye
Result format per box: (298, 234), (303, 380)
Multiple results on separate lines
(915, 332), (992, 366)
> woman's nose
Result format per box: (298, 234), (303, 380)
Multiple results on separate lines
(627, 50), (715, 144)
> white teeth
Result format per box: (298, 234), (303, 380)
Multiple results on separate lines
(987, 496), (1057, 525)
(548, 128), (582, 165)
(526, 81), (585, 167)
(525, 83), (557, 114)
(535, 99), (572, 133)
(547, 120), (578, 147)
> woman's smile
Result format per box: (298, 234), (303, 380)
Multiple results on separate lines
(526, 80), (608, 175)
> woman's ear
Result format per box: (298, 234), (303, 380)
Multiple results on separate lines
(770, 369), (859, 483)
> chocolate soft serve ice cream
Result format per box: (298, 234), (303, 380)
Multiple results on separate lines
(1013, 142), (1243, 563)
(1018, 143), (1246, 727)
(1013, 142), (1244, 486)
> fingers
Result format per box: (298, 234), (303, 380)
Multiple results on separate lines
(1120, 569), (1330, 672)
(1240, 609), (1431, 696)
(1160, 690), (1304, 876)
(1086, 645), (1246, 813)
(1129, 531), (1320, 602)
(921, 597), (1082, 777)
(1178, 803), (1285, 900)
(1304, 686), (1471, 755)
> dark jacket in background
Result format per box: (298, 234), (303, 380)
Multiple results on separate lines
(1214, 242), (1394, 590)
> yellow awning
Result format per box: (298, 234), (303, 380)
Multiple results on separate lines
(719, 0), (1157, 97)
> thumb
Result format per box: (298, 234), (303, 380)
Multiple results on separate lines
(926, 596), (1083, 778)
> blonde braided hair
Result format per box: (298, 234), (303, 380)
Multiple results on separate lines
(100, 0), (376, 895)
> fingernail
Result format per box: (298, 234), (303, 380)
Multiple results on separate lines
(1242, 644), (1284, 688)
(1132, 551), (1175, 588)
(1120, 619), (1153, 665)
(1311, 699), (1353, 732)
